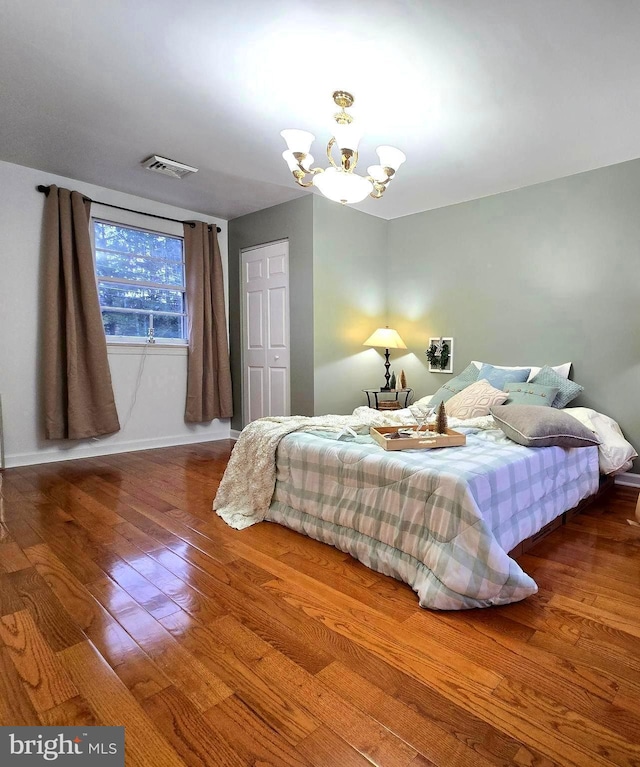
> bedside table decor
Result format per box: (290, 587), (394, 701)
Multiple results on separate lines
(363, 326), (407, 390)
(363, 389), (413, 410)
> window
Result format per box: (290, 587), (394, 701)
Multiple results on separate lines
(93, 220), (187, 343)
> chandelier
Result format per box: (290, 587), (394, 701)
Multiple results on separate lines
(280, 91), (406, 205)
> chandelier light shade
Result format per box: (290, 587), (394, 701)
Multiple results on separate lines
(280, 91), (406, 205)
(363, 326), (407, 390)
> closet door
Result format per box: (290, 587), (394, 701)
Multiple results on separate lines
(241, 240), (290, 424)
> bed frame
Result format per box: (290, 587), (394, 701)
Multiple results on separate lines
(508, 475), (614, 558)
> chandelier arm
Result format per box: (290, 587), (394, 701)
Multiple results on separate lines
(366, 175), (388, 199)
(326, 137), (339, 169)
(292, 164), (324, 188)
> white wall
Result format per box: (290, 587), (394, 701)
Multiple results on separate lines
(0, 160), (230, 467)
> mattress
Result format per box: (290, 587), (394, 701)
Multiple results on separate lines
(265, 426), (600, 610)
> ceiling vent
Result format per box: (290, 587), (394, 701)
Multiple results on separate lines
(141, 155), (198, 179)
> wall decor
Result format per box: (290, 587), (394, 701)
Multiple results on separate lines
(426, 337), (453, 374)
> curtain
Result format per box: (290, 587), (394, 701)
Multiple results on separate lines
(183, 222), (233, 422)
(42, 186), (120, 439)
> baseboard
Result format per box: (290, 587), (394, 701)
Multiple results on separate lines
(230, 429), (242, 440)
(5, 429), (232, 468)
(615, 472), (640, 488)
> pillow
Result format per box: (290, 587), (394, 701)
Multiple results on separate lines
(478, 363), (530, 389)
(472, 360), (572, 382)
(445, 379), (508, 419)
(428, 378), (473, 408)
(529, 365), (583, 409)
(491, 405), (600, 448)
(504, 382), (559, 407)
(456, 362), (482, 383)
(427, 363), (480, 408)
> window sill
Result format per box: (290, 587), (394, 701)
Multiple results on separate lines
(107, 343), (188, 356)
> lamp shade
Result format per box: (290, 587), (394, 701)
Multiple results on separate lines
(376, 145), (406, 172)
(333, 120), (364, 152)
(280, 129), (315, 154)
(363, 327), (407, 350)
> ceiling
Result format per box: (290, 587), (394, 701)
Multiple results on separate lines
(2, 0), (640, 221)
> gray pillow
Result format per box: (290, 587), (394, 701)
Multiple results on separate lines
(504, 382), (559, 407)
(490, 405), (601, 448)
(529, 365), (583, 409)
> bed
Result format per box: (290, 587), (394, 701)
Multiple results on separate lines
(214, 406), (635, 610)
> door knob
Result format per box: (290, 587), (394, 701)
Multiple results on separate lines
(274, 355), (280, 360)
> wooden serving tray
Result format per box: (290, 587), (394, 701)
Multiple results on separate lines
(370, 425), (466, 451)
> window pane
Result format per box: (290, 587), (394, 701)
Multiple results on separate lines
(153, 314), (184, 339)
(102, 311), (150, 338)
(95, 221), (183, 261)
(96, 251), (184, 286)
(99, 283), (184, 313)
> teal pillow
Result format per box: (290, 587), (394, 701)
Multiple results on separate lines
(428, 363), (479, 408)
(429, 378), (473, 408)
(456, 362), (481, 383)
(504, 382), (559, 407)
(530, 365), (583, 409)
(479, 363), (530, 389)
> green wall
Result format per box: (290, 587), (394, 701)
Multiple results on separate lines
(312, 196), (389, 415)
(228, 159), (640, 471)
(227, 195), (314, 430)
(387, 158), (640, 471)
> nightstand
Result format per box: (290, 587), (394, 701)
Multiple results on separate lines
(363, 388), (413, 410)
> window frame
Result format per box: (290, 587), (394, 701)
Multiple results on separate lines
(91, 215), (188, 347)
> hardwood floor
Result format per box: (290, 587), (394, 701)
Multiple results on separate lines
(1, 441), (640, 766)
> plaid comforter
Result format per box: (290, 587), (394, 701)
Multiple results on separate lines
(266, 427), (599, 610)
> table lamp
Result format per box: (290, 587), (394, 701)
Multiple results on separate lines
(363, 326), (407, 390)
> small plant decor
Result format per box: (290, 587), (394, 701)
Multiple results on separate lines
(435, 401), (448, 435)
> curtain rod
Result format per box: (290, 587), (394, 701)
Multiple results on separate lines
(36, 185), (222, 233)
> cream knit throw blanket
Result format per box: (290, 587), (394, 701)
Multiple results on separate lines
(214, 408), (399, 530)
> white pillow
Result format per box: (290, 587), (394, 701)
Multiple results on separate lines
(445, 379), (508, 419)
(472, 360), (572, 382)
(564, 407), (638, 474)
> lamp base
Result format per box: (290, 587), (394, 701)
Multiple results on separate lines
(383, 348), (391, 390)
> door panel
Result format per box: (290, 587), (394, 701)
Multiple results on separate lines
(268, 286), (287, 349)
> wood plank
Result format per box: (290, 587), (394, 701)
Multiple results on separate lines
(143, 686), (250, 767)
(87, 576), (233, 713)
(205, 694), (312, 767)
(159, 611), (320, 746)
(0, 541), (32, 572)
(316, 661), (514, 767)
(59, 641), (184, 767)
(0, 645), (40, 725)
(0, 572), (26, 616)
(38, 695), (98, 727)
(8, 567), (86, 651)
(296, 725), (376, 767)
(0, 609), (78, 712)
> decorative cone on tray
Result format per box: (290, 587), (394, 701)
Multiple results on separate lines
(435, 401), (448, 435)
